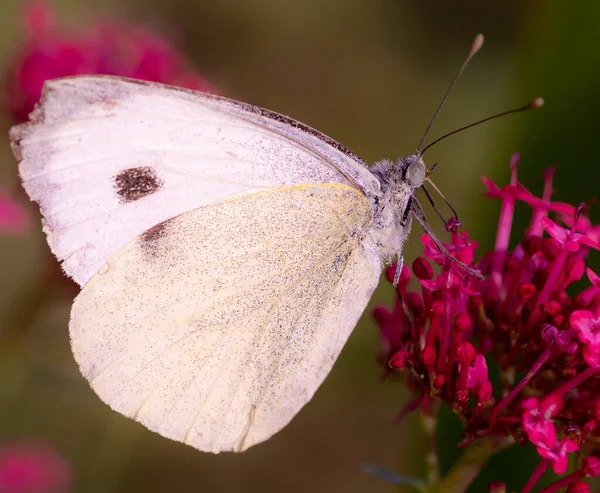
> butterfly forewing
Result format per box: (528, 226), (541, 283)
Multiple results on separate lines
(11, 76), (379, 286)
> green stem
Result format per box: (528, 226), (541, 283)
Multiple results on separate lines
(435, 437), (514, 493)
(421, 407), (441, 487)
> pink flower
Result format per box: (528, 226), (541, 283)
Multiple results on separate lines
(4, 2), (210, 122)
(570, 309), (600, 346)
(521, 394), (563, 447)
(0, 189), (29, 235)
(0, 443), (71, 493)
(542, 215), (600, 252)
(536, 438), (579, 475)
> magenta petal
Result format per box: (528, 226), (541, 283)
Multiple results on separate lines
(578, 234), (600, 251)
(582, 345), (600, 367)
(587, 268), (600, 288)
(467, 354), (488, 388)
(521, 397), (538, 410)
(563, 439), (580, 453)
(570, 310), (595, 333)
(524, 411), (557, 448)
(541, 216), (569, 243)
(536, 444), (554, 461)
(481, 176), (502, 197)
(418, 279), (438, 291)
(551, 454), (569, 475)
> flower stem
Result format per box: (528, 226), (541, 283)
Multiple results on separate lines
(526, 251), (568, 332)
(521, 460), (550, 493)
(537, 469), (583, 493)
(487, 154), (519, 302)
(552, 366), (599, 396)
(421, 403), (441, 487)
(436, 437), (512, 493)
(490, 347), (552, 420)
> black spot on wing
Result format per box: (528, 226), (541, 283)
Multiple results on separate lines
(113, 166), (164, 203)
(141, 221), (169, 243)
(139, 221), (170, 259)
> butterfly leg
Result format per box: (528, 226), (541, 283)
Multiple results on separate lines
(391, 252), (416, 331)
(410, 197), (483, 280)
(393, 251), (404, 287)
(420, 184), (450, 227)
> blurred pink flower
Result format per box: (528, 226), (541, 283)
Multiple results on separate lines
(0, 443), (71, 493)
(0, 188), (30, 235)
(4, 1), (211, 122)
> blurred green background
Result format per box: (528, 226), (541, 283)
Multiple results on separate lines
(0, 0), (599, 492)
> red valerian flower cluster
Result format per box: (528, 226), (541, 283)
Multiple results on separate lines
(4, 2), (210, 122)
(374, 154), (600, 492)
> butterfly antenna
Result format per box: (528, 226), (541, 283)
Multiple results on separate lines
(420, 97), (544, 156)
(416, 33), (484, 153)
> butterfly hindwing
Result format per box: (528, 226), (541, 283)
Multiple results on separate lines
(69, 184), (382, 452)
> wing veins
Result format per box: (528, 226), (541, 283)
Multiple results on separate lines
(206, 239), (356, 448)
(241, 240), (358, 431)
(142, 237), (355, 446)
(86, 232), (346, 385)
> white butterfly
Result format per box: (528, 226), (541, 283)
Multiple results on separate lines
(11, 35), (534, 453)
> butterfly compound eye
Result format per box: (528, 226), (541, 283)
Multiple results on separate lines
(406, 159), (427, 187)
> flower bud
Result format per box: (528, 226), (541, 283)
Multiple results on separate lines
(413, 257), (433, 280)
(385, 264), (411, 284)
(566, 482), (589, 493)
(389, 350), (412, 369)
(453, 313), (472, 333)
(455, 342), (476, 365)
(583, 456), (600, 477)
(541, 300), (562, 317)
(433, 374), (445, 389)
(422, 347), (436, 366)
(518, 283), (536, 301)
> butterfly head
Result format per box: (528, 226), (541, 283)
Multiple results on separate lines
(403, 154), (427, 188)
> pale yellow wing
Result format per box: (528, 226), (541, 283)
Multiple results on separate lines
(69, 183), (382, 453)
